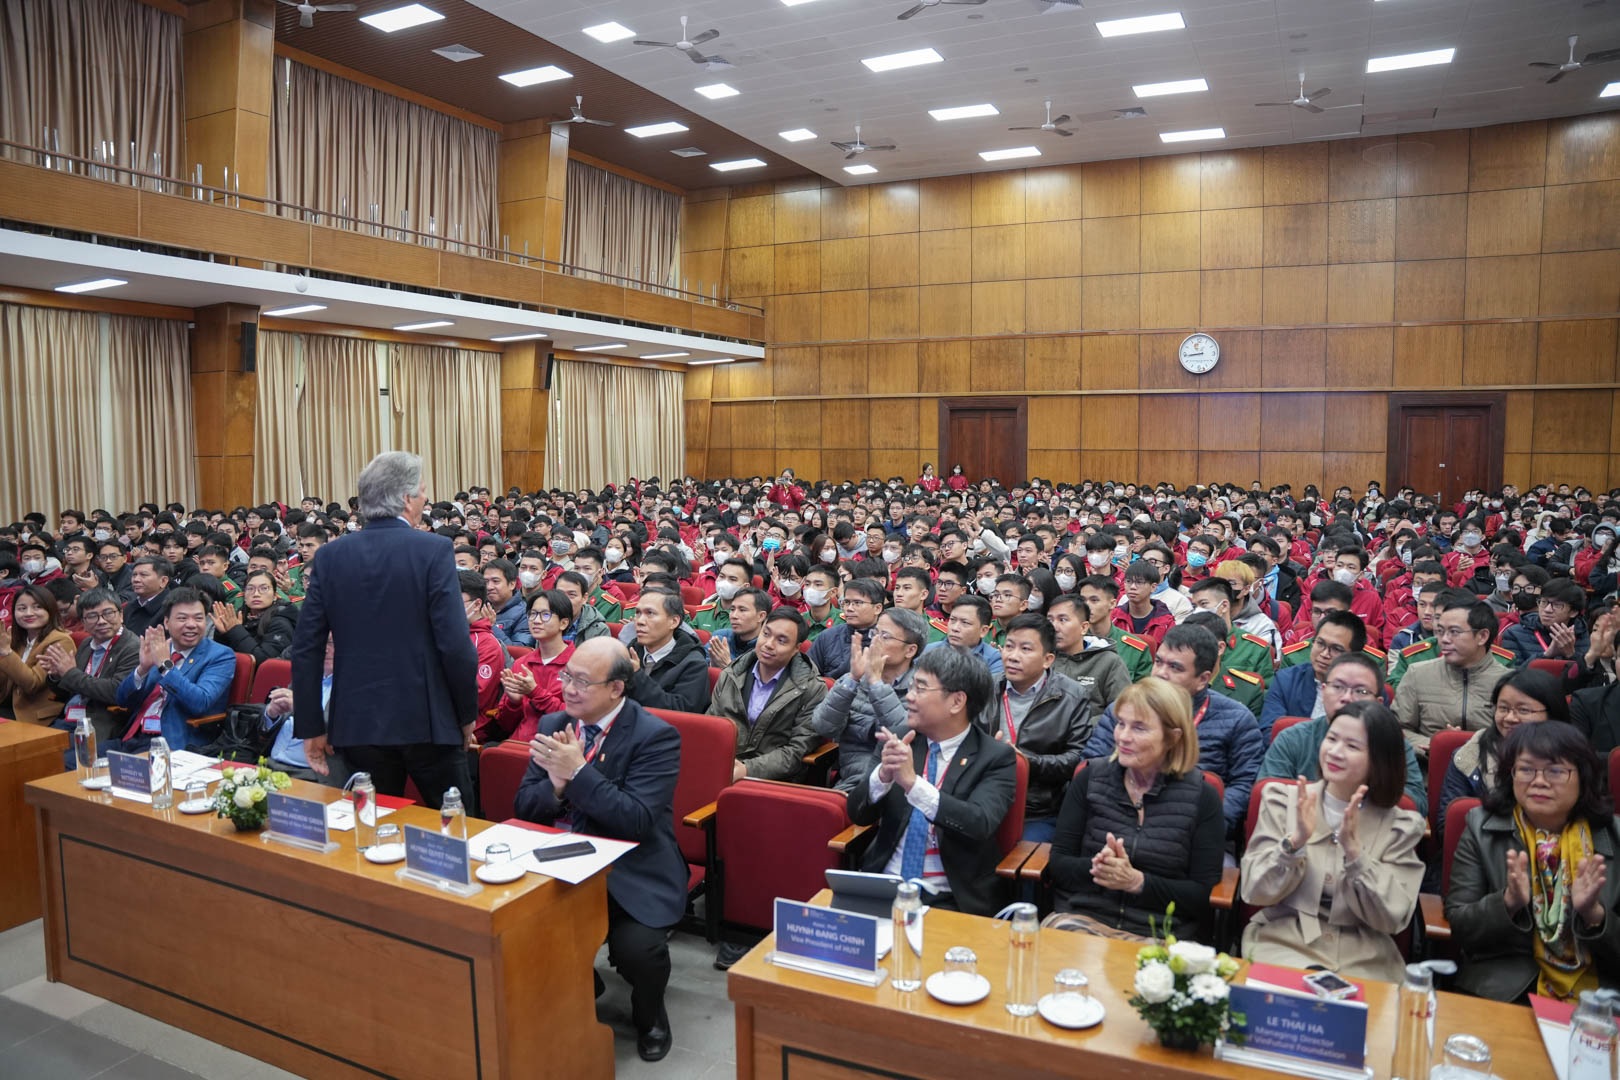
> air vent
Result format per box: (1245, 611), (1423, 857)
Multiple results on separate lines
(670, 146), (708, 158)
(1361, 107), (1437, 126)
(433, 44), (483, 62)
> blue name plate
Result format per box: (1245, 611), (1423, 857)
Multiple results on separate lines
(773, 899), (879, 972)
(106, 751), (151, 794)
(267, 793), (330, 847)
(404, 824), (471, 886)
(1228, 983), (1369, 1070)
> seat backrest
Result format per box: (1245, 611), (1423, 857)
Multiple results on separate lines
(715, 780), (850, 929)
(248, 658), (292, 702)
(1201, 769), (1225, 802)
(1610, 748), (1620, 804)
(1245, 776), (1290, 846)
(650, 708), (737, 866)
(1269, 714), (1310, 743)
(506, 643), (533, 661)
(694, 627), (712, 645)
(708, 665), (722, 692)
(1530, 658), (1576, 683)
(228, 653), (256, 705)
(1442, 797), (1482, 893)
(680, 585), (705, 607)
(479, 742), (531, 822)
(995, 752), (1030, 856)
(1426, 728), (1473, 831)
(607, 622), (623, 637)
(69, 629), (89, 648)
(614, 581), (641, 605)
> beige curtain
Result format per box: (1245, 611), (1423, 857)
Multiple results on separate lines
(0, 0), (184, 178)
(389, 342), (501, 496)
(545, 358), (684, 490)
(106, 313), (196, 510)
(253, 330), (383, 504)
(269, 59), (499, 249)
(562, 159), (681, 290)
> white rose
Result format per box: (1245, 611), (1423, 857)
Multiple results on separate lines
(1169, 941), (1217, 975)
(1190, 973), (1229, 1005)
(233, 787), (256, 809)
(1134, 961), (1175, 1004)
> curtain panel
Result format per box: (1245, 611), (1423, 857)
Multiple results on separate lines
(545, 358), (684, 491)
(561, 159), (681, 290)
(0, 0), (184, 178)
(389, 342), (501, 496)
(269, 59), (499, 249)
(0, 302), (194, 520)
(253, 330), (383, 505)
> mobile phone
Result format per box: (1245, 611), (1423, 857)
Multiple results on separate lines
(1302, 970), (1356, 1000)
(530, 840), (596, 863)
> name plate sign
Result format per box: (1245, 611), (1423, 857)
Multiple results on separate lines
(396, 824), (481, 897)
(106, 751), (153, 803)
(1217, 983), (1373, 1080)
(765, 899), (885, 987)
(264, 793), (338, 854)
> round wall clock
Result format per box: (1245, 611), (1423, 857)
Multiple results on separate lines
(1178, 332), (1220, 374)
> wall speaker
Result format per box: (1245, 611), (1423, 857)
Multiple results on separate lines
(240, 323), (258, 373)
(542, 352), (555, 390)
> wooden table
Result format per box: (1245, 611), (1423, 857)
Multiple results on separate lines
(1, 721), (69, 931)
(26, 770), (613, 1080)
(728, 894), (1555, 1080)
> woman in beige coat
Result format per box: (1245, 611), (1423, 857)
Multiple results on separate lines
(1240, 700), (1426, 983)
(0, 584), (76, 725)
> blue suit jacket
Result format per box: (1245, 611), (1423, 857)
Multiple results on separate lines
(1259, 664), (1319, 740)
(513, 699), (688, 928)
(289, 517), (477, 747)
(114, 635), (236, 751)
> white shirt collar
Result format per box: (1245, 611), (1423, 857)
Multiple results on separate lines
(932, 724), (971, 761)
(579, 698), (627, 735)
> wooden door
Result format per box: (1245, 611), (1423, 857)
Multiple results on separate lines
(1388, 395), (1504, 505)
(940, 398), (1028, 485)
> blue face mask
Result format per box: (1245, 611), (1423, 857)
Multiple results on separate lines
(1186, 552), (1209, 569)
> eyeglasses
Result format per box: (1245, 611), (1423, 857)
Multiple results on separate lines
(1513, 764), (1574, 784)
(81, 609), (120, 624)
(1314, 640), (1350, 659)
(1537, 599), (1572, 613)
(528, 611), (556, 623)
(1434, 625), (1479, 640)
(870, 628), (903, 645)
(557, 670), (615, 689)
(1494, 704), (1548, 720)
(989, 591), (1020, 601)
(1324, 680), (1376, 699)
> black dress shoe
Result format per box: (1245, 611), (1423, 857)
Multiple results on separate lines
(714, 941), (751, 971)
(637, 1023), (673, 1062)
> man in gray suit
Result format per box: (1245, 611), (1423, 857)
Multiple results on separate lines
(38, 587), (140, 743)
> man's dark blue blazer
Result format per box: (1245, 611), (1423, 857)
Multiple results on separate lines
(513, 699), (688, 929)
(289, 517), (477, 747)
(1259, 663), (1319, 741)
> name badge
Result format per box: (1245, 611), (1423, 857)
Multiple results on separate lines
(64, 704), (87, 725)
(394, 824), (480, 896)
(264, 793), (338, 854)
(1219, 983), (1371, 1078)
(765, 899), (884, 986)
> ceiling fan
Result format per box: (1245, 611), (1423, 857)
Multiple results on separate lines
(1036, 0), (1083, 12)
(556, 96), (613, 127)
(897, 0), (988, 20)
(275, 0), (355, 28)
(1008, 101), (1074, 136)
(1529, 35), (1620, 83)
(831, 125), (897, 160)
(1255, 75), (1331, 113)
(632, 16), (731, 69)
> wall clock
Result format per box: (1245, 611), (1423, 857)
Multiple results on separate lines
(1178, 332), (1220, 374)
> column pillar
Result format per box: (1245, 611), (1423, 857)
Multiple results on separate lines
(498, 121), (569, 266)
(500, 342), (548, 490)
(191, 304), (259, 507)
(182, 0), (275, 205)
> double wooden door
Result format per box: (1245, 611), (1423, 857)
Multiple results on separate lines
(939, 398), (1027, 485)
(1388, 394), (1504, 505)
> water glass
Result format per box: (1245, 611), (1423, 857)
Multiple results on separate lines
(87, 757), (110, 790)
(485, 841), (512, 864)
(1435, 1034), (1492, 1078)
(184, 781), (208, 810)
(943, 946), (978, 980)
(1053, 968), (1090, 1004)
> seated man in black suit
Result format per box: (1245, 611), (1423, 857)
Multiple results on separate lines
(847, 645), (1017, 916)
(624, 588), (711, 713)
(514, 637), (686, 1062)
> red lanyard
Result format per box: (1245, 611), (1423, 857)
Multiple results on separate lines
(1192, 698), (1209, 727)
(1002, 693), (1019, 744)
(575, 720), (608, 763)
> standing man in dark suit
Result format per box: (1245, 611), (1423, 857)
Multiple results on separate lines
(514, 637), (685, 1062)
(847, 646), (1017, 917)
(289, 451), (477, 808)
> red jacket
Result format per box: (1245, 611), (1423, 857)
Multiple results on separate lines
(1575, 547), (1603, 588)
(767, 483), (805, 510)
(1110, 600), (1175, 650)
(491, 643), (574, 744)
(945, 474), (970, 492)
(1441, 548), (1488, 589)
(918, 474), (942, 494)
(469, 619), (506, 724)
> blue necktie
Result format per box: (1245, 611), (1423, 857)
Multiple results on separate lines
(579, 724), (602, 758)
(898, 742), (940, 882)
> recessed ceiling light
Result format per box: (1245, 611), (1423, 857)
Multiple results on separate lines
(695, 82), (740, 99)
(844, 164), (878, 175)
(780, 0), (821, 5)
(1095, 12), (1184, 37)
(979, 146), (1041, 161)
(576, 342), (627, 351)
(499, 65), (572, 87)
(625, 121), (689, 138)
(861, 47), (944, 73)
(1366, 47), (1454, 73)
(929, 103), (999, 120)
(582, 21), (636, 43)
(779, 128), (818, 142)
(54, 277), (126, 294)
(1159, 127), (1225, 143)
(359, 4), (444, 33)
(394, 320), (454, 331)
(262, 304), (327, 317)
(710, 158), (766, 171)
(641, 351), (691, 359)
(491, 332), (549, 342)
(689, 357), (736, 365)
(1133, 78), (1208, 98)
(1604, 81), (1620, 97)
(671, 146), (708, 157)
(432, 44), (483, 63)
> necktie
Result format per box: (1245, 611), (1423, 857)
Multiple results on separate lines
(579, 723), (602, 758)
(898, 742), (940, 882)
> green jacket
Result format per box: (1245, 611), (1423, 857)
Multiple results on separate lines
(804, 607), (845, 641)
(1223, 631), (1275, 682)
(1052, 637), (1132, 716)
(1212, 668), (1267, 719)
(1107, 627), (1154, 682)
(688, 602), (731, 633)
(708, 651), (828, 782)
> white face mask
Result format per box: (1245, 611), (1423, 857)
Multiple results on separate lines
(1460, 531), (1483, 548)
(715, 579), (742, 601)
(1026, 590), (1044, 610)
(804, 586), (830, 607)
(518, 570), (542, 590)
(1495, 573), (1512, 593)
(1332, 567), (1359, 587)
(730, 500), (742, 511)
(22, 558), (44, 575)
(777, 579), (802, 597)
(1055, 572), (1076, 591)
(819, 549), (837, 564)
(736, 514), (752, 526)
(94, 529), (111, 542)
(977, 576), (997, 595)
(1087, 551), (1110, 569)
(881, 548), (900, 564)
(605, 548), (624, 565)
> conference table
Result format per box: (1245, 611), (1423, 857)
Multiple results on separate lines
(24, 769), (613, 1080)
(0, 721), (69, 931)
(728, 893), (1556, 1080)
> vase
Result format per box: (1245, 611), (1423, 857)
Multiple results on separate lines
(231, 817), (264, 833)
(1155, 1028), (1203, 1051)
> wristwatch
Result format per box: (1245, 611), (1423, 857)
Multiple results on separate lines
(158, 660), (174, 676)
(1280, 836), (1301, 857)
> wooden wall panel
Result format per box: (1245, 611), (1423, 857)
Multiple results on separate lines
(1141, 154), (1202, 214)
(1543, 180), (1620, 252)
(1080, 396), (1137, 448)
(1141, 272), (1201, 329)
(1467, 188), (1543, 257)
(1141, 213), (1200, 273)
(1025, 278), (1082, 334)
(1394, 194), (1467, 261)
(774, 401), (823, 449)
(1026, 219), (1084, 277)
(972, 224), (1027, 280)
(868, 343), (919, 394)
(1469, 122), (1548, 191)
(869, 232), (921, 289)
(1398, 130), (1470, 197)
(1029, 396), (1083, 449)
(1025, 164), (1085, 221)
(821, 186), (870, 239)
(1395, 260), (1467, 321)
(919, 229), (972, 285)
(1024, 337), (1083, 391)
(1263, 203), (1328, 266)
(1082, 158), (1140, 218)
(869, 287), (920, 339)
(1201, 208), (1263, 269)
(1328, 199), (1395, 263)
(1538, 320), (1617, 384)
(973, 170), (1026, 227)
(1201, 149), (1265, 210)
(1547, 114), (1620, 186)
(1139, 395), (1198, 449)
(869, 399), (919, 449)
(869, 181), (920, 235)
(1083, 216), (1140, 276)
(1540, 251), (1620, 315)
(1264, 143), (1329, 204)
(969, 338), (1025, 392)
(820, 237), (869, 292)
(1081, 335), (1139, 390)
(1261, 393), (1326, 451)
(1323, 393), (1387, 453)
(1261, 328), (1326, 389)
(918, 340), (971, 393)
(1394, 325), (1464, 387)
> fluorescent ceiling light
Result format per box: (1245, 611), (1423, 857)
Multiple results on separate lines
(780, 0), (821, 5)
(394, 320), (453, 331)
(1096, 12), (1184, 37)
(491, 332), (548, 342)
(778, 128), (818, 142)
(641, 351), (691, 359)
(359, 4), (443, 32)
(499, 65), (572, 87)
(689, 357), (736, 365)
(1366, 47), (1454, 73)
(1133, 78), (1208, 98)
(844, 164), (878, 175)
(711, 158), (766, 171)
(54, 277), (126, 294)
(979, 146), (1041, 161)
(1159, 127), (1225, 143)
(262, 304), (326, 317)
(930, 103), (999, 121)
(695, 82), (740, 99)
(1604, 81), (1620, 98)
(576, 342), (627, 351)
(625, 121), (689, 138)
(582, 21), (635, 43)
(861, 48), (944, 73)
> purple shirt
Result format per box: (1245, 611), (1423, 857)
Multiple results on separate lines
(747, 661), (787, 725)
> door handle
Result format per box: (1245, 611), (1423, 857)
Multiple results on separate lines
(1438, 463), (1446, 469)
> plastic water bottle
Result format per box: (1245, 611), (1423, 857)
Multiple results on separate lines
(1392, 960), (1455, 1080)
(149, 736), (173, 810)
(440, 786), (467, 840)
(73, 715), (96, 782)
(891, 881), (923, 992)
(1005, 902), (1040, 1017)
(1568, 989), (1619, 1080)
(351, 772), (377, 851)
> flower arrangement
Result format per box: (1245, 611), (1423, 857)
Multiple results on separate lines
(1127, 903), (1241, 1050)
(214, 759), (293, 831)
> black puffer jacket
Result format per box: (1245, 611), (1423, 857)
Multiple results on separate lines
(974, 671), (1093, 820)
(218, 602), (297, 664)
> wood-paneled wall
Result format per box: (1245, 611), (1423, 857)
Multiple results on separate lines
(681, 114), (1620, 490)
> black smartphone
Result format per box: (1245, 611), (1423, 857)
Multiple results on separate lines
(530, 840), (596, 863)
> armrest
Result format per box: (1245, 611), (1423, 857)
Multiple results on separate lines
(828, 823), (873, 854)
(802, 740), (838, 766)
(683, 801), (718, 829)
(1018, 843), (1051, 883)
(997, 839), (1039, 880)
(1419, 893), (1450, 941)
(1210, 865), (1239, 911)
(187, 712), (225, 728)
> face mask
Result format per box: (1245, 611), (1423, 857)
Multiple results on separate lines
(1085, 497), (1097, 507)
(94, 529), (111, 542)
(604, 548), (624, 566)
(1332, 567), (1359, 587)
(1099, 504), (1113, 515)
(804, 586), (830, 607)
(1569, 536), (1586, 551)
(1114, 545), (1129, 558)
(1026, 590), (1044, 610)
(1184, 551), (1208, 570)
(1460, 531), (1483, 548)
(736, 514), (752, 526)
(715, 579), (741, 601)
(347, 521), (360, 532)
(21, 559), (43, 575)
(978, 576), (997, 595)
(882, 548), (900, 564)
(1514, 591), (1540, 613)
(729, 500), (742, 511)
(1494, 572), (1512, 594)
(677, 544), (694, 562)
(1308, 514), (1322, 528)
(818, 549), (837, 564)
(777, 579), (802, 598)
(1399, 547), (1414, 566)
(1086, 551), (1110, 569)
(1598, 531), (1616, 548)
(1055, 572), (1076, 591)
(518, 570), (542, 590)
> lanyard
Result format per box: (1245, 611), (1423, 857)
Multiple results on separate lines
(1002, 693), (1019, 744)
(1192, 698), (1209, 727)
(575, 720), (608, 763)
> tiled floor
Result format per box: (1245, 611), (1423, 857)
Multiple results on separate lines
(0, 919), (739, 1078)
